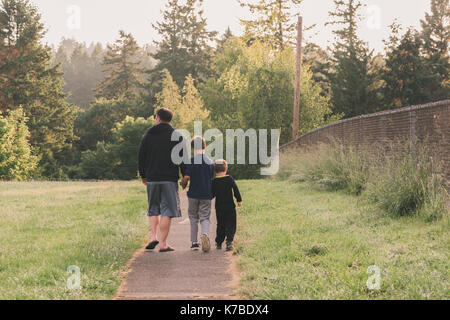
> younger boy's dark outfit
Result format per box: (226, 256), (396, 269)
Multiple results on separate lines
(212, 176), (242, 246)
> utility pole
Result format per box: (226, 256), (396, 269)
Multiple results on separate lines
(292, 15), (303, 141)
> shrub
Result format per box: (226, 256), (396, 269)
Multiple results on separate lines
(278, 142), (376, 195)
(277, 140), (448, 220)
(364, 142), (448, 220)
(0, 108), (39, 180)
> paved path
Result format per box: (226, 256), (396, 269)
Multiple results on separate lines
(116, 192), (239, 300)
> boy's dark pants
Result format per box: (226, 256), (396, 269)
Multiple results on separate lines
(215, 206), (237, 245)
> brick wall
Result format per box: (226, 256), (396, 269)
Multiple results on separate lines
(280, 100), (450, 185)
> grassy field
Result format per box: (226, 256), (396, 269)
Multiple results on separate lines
(1, 180), (448, 299)
(234, 180), (449, 300)
(0, 181), (148, 299)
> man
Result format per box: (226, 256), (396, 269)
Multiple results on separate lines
(138, 108), (185, 252)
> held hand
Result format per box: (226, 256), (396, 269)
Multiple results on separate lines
(142, 178), (147, 186)
(237, 202), (242, 207)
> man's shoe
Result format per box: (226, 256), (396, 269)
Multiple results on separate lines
(191, 242), (200, 250)
(216, 243), (222, 250)
(201, 234), (211, 253)
(226, 242), (234, 252)
(145, 240), (159, 250)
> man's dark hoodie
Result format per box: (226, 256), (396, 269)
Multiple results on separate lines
(138, 123), (185, 182)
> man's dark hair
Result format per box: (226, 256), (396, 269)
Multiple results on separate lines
(191, 136), (206, 151)
(156, 108), (173, 123)
(214, 159), (228, 174)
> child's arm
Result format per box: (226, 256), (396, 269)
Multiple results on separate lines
(231, 178), (242, 207)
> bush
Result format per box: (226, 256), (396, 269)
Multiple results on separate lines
(277, 140), (448, 220)
(0, 108), (39, 180)
(278, 142), (376, 195)
(77, 116), (155, 180)
(364, 142), (448, 221)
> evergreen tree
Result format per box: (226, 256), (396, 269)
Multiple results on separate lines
(150, 0), (217, 89)
(238, 0), (303, 50)
(420, 0), (449, 101)
(382, 23), (428, 108)
(96, 30), (145, 99)
(326, 0), (380, 118)
(0, 0), (77, 177)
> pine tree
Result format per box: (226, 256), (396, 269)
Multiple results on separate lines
(96, 30), (145, 99)
(382, 23), (428, 108)
(326, 0), (380, 118)
(0, 0), (77, 177)
(238, 0), (303, 50)
(420, 0), (449, 101)
(150, 0), (217, 88)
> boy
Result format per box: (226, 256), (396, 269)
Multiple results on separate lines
(212, 160), (242, 252)
(180, 137), (214, 252)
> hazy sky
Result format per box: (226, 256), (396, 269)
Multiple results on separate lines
(30, 0), (431, 53)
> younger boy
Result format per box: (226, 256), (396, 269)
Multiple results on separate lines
(212, 160), (242, 252)
(180, 137), (214, 252)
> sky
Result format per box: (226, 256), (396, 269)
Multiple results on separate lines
(30, 0), (431, 53)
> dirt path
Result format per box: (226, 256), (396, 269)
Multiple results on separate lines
(115, 192), (239, 300)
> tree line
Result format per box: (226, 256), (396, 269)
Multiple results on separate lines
(0, 0), (448, 180)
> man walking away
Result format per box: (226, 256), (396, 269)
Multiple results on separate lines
(138, 108), (185, 252)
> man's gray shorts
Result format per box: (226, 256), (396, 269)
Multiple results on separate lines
(147, 182), (182, 218)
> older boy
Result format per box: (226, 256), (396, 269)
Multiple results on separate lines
(180, 137), (214, 252)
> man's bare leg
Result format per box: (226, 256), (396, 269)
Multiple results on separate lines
(149, 216), (160, 242)
(159, 216), (172, 249)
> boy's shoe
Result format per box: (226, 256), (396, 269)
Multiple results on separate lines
(191, 242), (200, 250)
(201, 234), (211, 253)
(226, 242), (234, 252)
(216, 243), (222, 250)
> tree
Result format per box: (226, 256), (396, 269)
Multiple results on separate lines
(0, 108), (38, 180)
(155, 70), (209, 132)
(96, 30), (146, 99)
(78, 116), (155, 180)
(150, 0), (217, 89)
(420, 0), (450, 101)
(0, 0), (77, 177)
(74, 96), (152, 152)
(326, 0), (380, 118)
(239, 0), (303, 50)
(382, 23), (428, 108)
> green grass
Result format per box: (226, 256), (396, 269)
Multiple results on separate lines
(234, 180), (450, 300)
(0, 181), (148, 299)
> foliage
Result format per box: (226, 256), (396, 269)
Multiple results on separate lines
(0, 108), (38, 180)
(238, 0), (303, 50)
(326, 0), (381, 118)
(74, 96), (153, 152)
(77, 116), (155, 180)
(95, 31), (146, 99)
(149, 0), (217, 89)
(420, 0), (450, 102)
(0, 0), (77, 177)
(277, 141), (448, 220)
(155, 70), (210, 133)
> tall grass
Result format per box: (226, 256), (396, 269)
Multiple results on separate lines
(277, 140), (448, 220)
